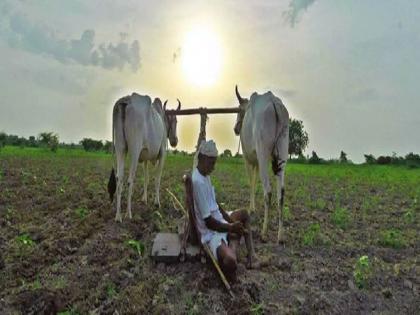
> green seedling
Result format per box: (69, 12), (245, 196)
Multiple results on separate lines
(250, 303), (264, 315)
(315, 198), (326, 210)
(403, 209), (415, 224)
(331, 207), (350, 229)
(283, 205), (292, 222)
(353, 255), (372, 289)
(75, 207), (89, 219)
(57, 308), (81, 315)
(379, 229), (406, 248)
(125, 239), (145, 257)
(302, 223), (320, 246)
(16, 233), (35, 246)
(106, 282), (117, 298)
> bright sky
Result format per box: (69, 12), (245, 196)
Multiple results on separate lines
(0, 0), (419, 162)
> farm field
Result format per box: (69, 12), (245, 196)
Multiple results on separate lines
(0, 146), (419, 314)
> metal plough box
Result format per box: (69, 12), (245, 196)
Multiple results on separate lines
(151, 233), (181, 263)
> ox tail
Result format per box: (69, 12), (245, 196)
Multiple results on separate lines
(108, 99), (128, 202)
(271, 101), (286, 175)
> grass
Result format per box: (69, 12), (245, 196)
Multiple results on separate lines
(0, 145), (110, 158)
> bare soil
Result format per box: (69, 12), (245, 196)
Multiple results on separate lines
(0, 154), (418, 314)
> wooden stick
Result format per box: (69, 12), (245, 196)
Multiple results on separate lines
(166, 107), (240, 116)
(166, 188), (187, 216)
(202, 243), (235, 298)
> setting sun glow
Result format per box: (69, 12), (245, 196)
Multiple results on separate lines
(181, 27), (223, 87)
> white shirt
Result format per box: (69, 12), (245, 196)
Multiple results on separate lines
(192, 167), (227, 244)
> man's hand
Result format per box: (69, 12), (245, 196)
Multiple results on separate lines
(229, 221), (245, 235)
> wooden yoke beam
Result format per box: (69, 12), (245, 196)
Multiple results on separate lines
(165, 107), (240, 116)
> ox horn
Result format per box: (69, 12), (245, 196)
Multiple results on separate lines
(177, 99), (181, 110)
(163, 100), (168, 111)
(235, 85), (245, 104)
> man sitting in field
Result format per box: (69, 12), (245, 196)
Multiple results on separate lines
(192, 140), (260, 277)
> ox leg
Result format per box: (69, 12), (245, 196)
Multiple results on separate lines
(115, 149), (125, 223)
(245, 161), (257, 212)
(142, 161), (149, 204)
(276, 130), (289, 244)
(127, 149), (141, 219)
(154, 152), (166, 207)
(276, 168), (286, 243)
(258, 154), (271, 242)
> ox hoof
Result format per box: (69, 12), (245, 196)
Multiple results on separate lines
(260, 233), (268, 243)
(277, 233), (286, 244)
(115, 214), (122, 223)
(277, 225), (286, 244)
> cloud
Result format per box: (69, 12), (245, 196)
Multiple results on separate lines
(0, 5), (140, 72)
(283, 0), (317, 27)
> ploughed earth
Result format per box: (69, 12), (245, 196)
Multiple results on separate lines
(0, 154), (418, 314)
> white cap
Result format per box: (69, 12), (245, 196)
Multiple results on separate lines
(198, 140), (218, 157)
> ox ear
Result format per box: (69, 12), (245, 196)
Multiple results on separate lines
(163, 100), (167, 111)
(177, 99), (181, 110)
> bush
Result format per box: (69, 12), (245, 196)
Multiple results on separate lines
(220, 149), (232, 158)
(377, 156), (392, 165)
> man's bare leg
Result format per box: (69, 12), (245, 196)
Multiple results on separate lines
(229, 210), (260, 269)
(216, 240), (237, 280)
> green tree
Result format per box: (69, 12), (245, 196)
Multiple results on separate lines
(80, 138), (103, 151)
(339, 151), (348, 163)
(308, 151), (322, 164)
(38, 132), (59, 152)
(288, 118), (309, 158)
(103, 140), (112, 153)
(0, 132), (6, 148)
(364, 154), (376, 164)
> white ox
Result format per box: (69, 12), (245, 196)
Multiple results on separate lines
(107, 93), (180, 222)
(234, 86), (289, 243)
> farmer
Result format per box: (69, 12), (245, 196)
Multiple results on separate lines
(192, 139), (260, 278)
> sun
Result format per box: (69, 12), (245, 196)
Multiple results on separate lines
(181, 27), (223, 87)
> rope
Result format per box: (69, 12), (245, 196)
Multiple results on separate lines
(236, 138), (241, 156)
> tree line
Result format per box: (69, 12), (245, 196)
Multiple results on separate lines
(1, 119), (418, 168)
(0, 132), (111, 153)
